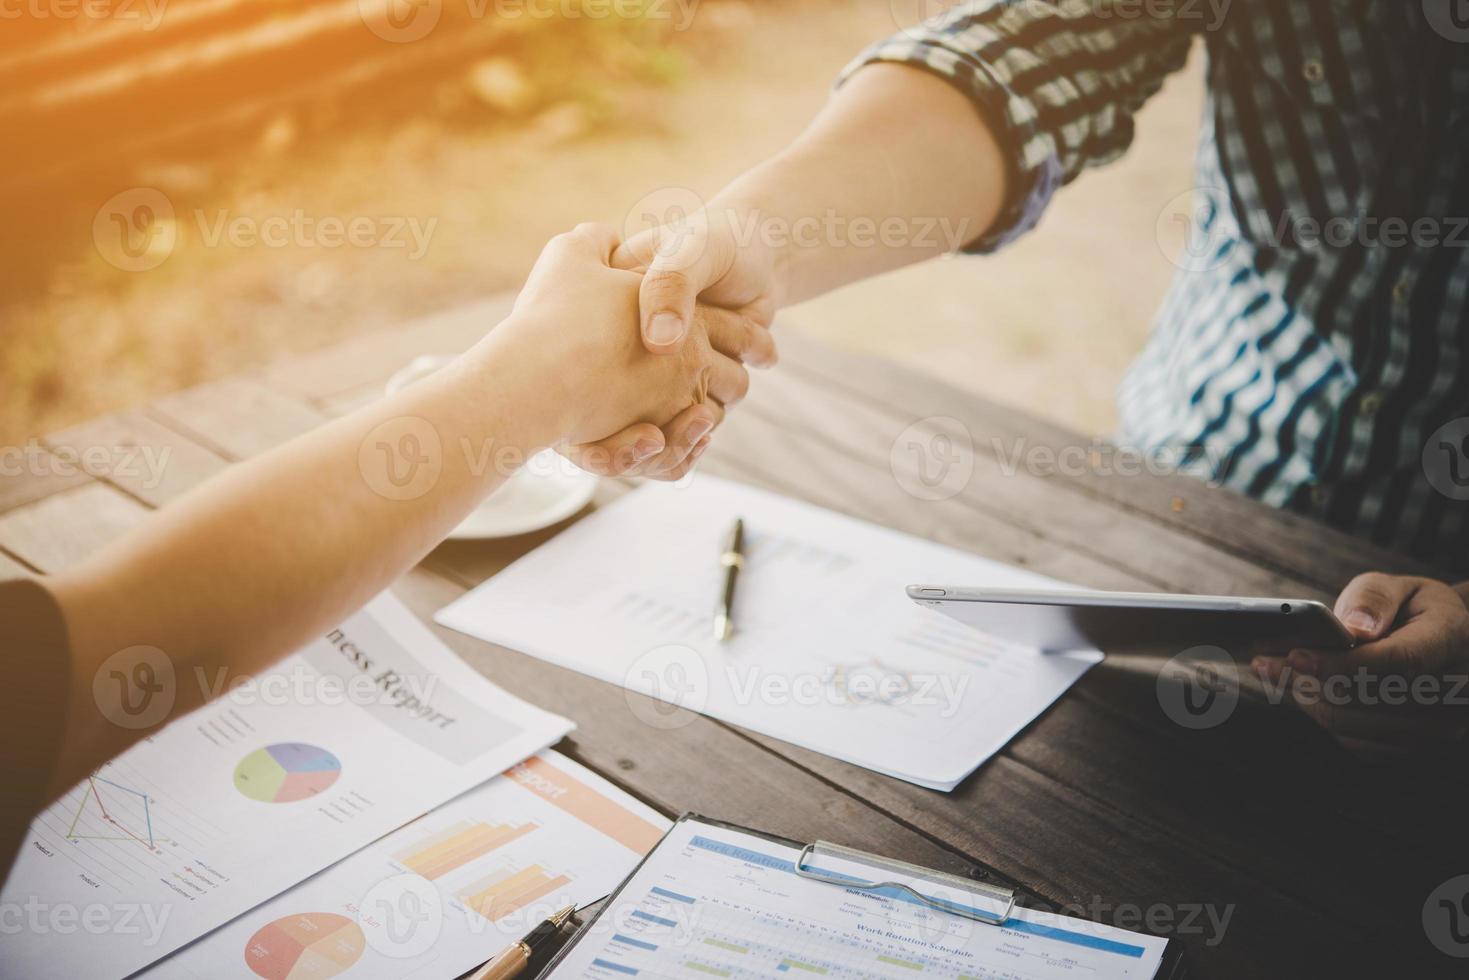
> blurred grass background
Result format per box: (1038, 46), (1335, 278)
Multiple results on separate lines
(2, 0), (1203, 444)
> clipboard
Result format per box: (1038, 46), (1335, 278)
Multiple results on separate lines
(539, 813), (1187, 979)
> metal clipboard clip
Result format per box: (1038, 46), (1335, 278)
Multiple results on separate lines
(794, 840), (1017, 927)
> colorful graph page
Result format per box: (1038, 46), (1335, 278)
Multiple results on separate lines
(135, 751), (670, 980)
(546, 818), (1172, 980)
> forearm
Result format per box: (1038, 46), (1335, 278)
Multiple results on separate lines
(713, 63), (1008, 306)
(46, 324), (567, 789)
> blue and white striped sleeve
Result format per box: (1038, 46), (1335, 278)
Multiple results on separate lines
(839, 0), (1199, 253)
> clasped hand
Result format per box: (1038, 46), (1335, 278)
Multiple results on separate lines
(499, 222), (772, 479)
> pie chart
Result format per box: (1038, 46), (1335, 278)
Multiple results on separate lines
(234, 743), (342, 803)
(243, 911), (365, 980)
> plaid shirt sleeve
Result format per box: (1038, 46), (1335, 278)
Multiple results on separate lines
(840, 0), (1198, 253)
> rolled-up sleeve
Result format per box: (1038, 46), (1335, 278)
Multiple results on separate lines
(839, 0), (1198, 253)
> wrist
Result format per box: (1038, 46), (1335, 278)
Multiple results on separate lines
(707, 186), (795, 309)
(459, 318), (579, 451)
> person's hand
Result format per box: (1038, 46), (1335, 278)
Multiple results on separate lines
(1252, 573), (1469, 758)
(561, 206), (782, 479)
(490, 223), (750, 470)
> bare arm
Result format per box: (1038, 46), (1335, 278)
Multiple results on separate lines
(41, 224), (748, 799)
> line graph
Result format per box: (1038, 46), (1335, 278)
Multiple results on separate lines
(64, 774), (169, 852)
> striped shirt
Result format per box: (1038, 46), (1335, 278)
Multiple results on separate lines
(844, 0), (1469, 573)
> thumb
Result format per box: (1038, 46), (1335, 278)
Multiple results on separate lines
(639, 219), (723, 354)
(1333, 573), (1418, 640)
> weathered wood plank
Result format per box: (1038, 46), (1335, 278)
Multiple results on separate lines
(0, 549), (34, 578)
(747, 368), (1325, 598)
(1071, 660), (1469, 860)
(148, 378), (327, 461)
(705, 403), (1157, 591)
(0, 443), (91, 513)
(0, 483), (150, 572)
(1007, 684), (1463, 957)
(46, 410), (230, 508)
(774, 326), (1430, 586)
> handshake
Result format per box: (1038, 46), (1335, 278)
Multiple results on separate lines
(488, 216), (780, 480)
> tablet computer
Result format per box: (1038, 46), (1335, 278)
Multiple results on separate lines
(907, 585), (1354, 652)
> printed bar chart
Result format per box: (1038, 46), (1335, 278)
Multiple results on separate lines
(391, 819), (536, 880)
(457, 863), (571, 922)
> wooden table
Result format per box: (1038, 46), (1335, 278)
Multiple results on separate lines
(3, 295), (1464, 978)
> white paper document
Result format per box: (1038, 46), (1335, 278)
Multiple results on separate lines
(139, 749), (670, 980)
(436, 476), (1101, 790)
(546, 817), (1170, 979)
(1, 593), (572, 980)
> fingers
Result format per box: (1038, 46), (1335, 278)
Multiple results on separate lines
(610, 230), (654, 273)
(699, 305), (778, 368)
(1333, 572), (1420, 640)
(638, 220), (727, 355)
(704, 354), (751, 407)
(560, 423), (665, 478)
(630, 402), (721, 481)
